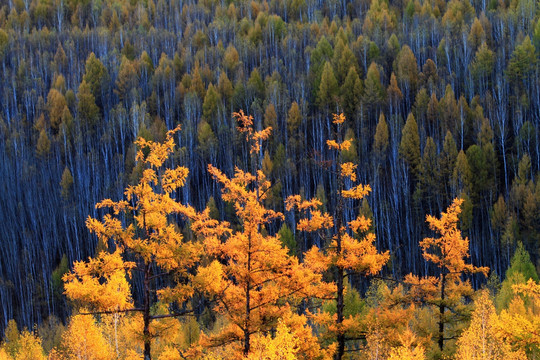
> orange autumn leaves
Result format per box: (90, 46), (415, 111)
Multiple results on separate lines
(421, 198), (488, 277)
(60, 111), (492, 359)
(63, 251), (134, 312)
(190, 111), (334, 357)
(64, 126), (201, 313)
(287, 113), (389, 277)
(286, 113), (389, 359)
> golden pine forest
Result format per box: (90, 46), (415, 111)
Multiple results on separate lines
(0, 0), (540, 359)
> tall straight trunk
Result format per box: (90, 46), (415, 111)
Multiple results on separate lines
(438, 271), (446, 351)
(244, 151), (260, 356)
(144, 262), (151, 360)
(244, 232), (252, 356)
(335, 133), (345, 360)
(336, 262), (345, 360)
(143, 214), (152, 360)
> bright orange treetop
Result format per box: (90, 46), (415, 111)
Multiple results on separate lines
(63, 126), (201, 360)
(420, 198), (488, 276)
(190, 111), (334, 359)
(287, 113), (389, 360)
(496, 279), (540, 353)
(405, 198), (488, 353)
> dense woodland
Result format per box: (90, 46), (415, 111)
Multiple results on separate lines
(0, 0), (539, 358)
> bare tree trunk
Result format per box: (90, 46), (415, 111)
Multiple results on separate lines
(438, 271), (446, 351)
(335, 127), (345, 360)
(336, 263), (345, 360)
(144, 263), (151, 360)
(244, 234), (252, 356)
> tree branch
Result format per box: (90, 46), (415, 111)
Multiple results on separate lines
(78, 308), (144, 316)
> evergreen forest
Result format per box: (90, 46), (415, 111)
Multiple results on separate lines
(0, 0), (540, 358)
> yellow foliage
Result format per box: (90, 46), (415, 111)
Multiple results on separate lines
(404, 274), (439, 303)
(134, 125), (181, 169)
(281, 312), (335, 360)
(361, 284), (417, 360)
(497, 291), (540, 354)
(340, 162), (357, 181)
(290, 113), (389, 356)
(304, 246), (333, 273)
(63, 250), (133, 311)
(11, 331), (46, 360)
(63, 125), (202, 359)
(117, 313), (145, 354)
(286, 196), (333, 232)
(341, 183), (371, 199)
(348, 215), (371, 233)
(456, 290), (526, 360)
(297, 210), (333, 232)
(334, 233), (387, 275)
(124, 349), (144, 360)
(234, 110), (272, 154)
(326, 139), (351, 151)
(245, 314), (334, 360)
(158, 346), (182, 360)
(332, 113), (346, 125)
(195, 260), (226, 294)
(246, 321), (298, 360)
(162, 167), (189, 193)
(190, 111), (333, 356)
(285, 195), (323, 212)
(421, 198), (488, 277)
(387, 328), (425, 360)
(405, 198), (489, 354)
(513, 278), (540, 300)
(59, 314), (113, 360)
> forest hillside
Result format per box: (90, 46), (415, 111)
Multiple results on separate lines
(0, 0), (539, 358)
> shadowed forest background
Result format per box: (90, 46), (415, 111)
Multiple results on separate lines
(0, 0), (539, 358)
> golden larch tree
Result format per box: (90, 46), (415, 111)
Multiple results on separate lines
(360, 281), (419, 359)
(63, 126), (201, 360)
(455, 289), (526, 360)
(246, 320), (298, 360)
(496, 279), (540, 355)
(405, 198), (488, 353)
(191, 111), (334, 358)
(387, 328), (425, 360)
(56, 313), (114, 360)
(287, 114), (389, 360)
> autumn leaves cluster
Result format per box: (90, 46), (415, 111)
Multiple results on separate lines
(2, 112), (539, 360)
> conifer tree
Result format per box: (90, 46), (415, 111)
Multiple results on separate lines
(191, 111), (334, 358)
(406, 199), (488, 353)
(288, 114), (389, 360)
(497, 279), (540, 354)
(203, 83), (221, 127)
(399, 113), (421, 178)
(455, 290), (526, 360)
(395, 45), (418, 96)
(506, 36), (536, 88)
(340, 66), (362, 120)
(318, 62), (339, 110)
(115, 56), (139, 103)
(82, 52), (109, 107)
(387, 328), (425, 360)
(373, 113), (389, 161)
(47, 88), (67, 130)
(363, 62), (386, 110)
(77, 79), (100, 134)
(496, 242), (539, 311)
(63, 126), (201, 360)
(387, 72), (403, 106)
